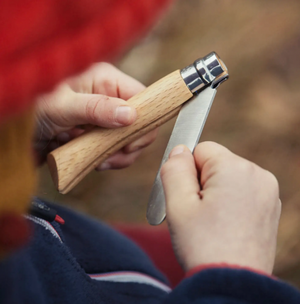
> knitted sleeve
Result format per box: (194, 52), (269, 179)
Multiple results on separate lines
(164, 268), (300, 304)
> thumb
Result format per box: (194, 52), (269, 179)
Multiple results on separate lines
(58, 92), (137, 129)
(161, 145), (200, 219)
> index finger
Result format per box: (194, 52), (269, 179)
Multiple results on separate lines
(193, 141), (232, 185)
(67, 62), (145, 100)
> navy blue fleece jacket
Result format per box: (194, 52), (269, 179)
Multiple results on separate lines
(1, 198), (300, 303)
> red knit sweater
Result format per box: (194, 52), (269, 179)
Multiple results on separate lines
(0, 0), (172, 122)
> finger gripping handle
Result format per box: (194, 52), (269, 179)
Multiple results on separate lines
(47, 70), (193, 194)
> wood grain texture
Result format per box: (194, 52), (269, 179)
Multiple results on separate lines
(47, 70), (193, 194)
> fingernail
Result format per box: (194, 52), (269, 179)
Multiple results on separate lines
(115, 106), (134, 125)
(169, 145), (185, 158)
(98, 162), (111, 171)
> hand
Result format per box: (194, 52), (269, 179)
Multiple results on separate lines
(161, 142), (281, 274)
(34, 63), (158, 167)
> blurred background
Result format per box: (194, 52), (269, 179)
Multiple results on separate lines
(38, 0), (300, 286)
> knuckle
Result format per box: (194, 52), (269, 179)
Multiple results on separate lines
(213, 155), (260, 182)
(259, 170), (280, 210)
(222, 154), (257, 177)
(85, 97), (98, 122)
(196, 141), (230, 155)
(119, 159), (135, 169)
(263, 170), (279, 193)
(92, 62), (114, 71)
(209, 153), (235, 171)
(267, 171), (279, 187)
(238, 158), (257, 175)
(194, 141), (232, 170)
(277, 199), (282, 215)
(237, 160), (279, 193)
(148, 130), (158, 144)
(85, 95), (111, 124)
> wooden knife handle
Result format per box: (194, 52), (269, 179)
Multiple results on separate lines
(47, 70), (193, 194)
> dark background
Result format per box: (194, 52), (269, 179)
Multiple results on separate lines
(38, 0), (300, 286)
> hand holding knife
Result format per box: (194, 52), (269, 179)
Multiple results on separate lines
(147, 52), (228, 225)
(47, 52), (229, 225)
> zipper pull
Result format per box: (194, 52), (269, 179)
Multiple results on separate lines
(29, 200), (65, 225)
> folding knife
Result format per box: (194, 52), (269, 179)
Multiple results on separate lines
(47, 52), (228, 224)
(147, 52), (228, 225)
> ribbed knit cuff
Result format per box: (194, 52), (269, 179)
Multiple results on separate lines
(186, 263), (276, 280)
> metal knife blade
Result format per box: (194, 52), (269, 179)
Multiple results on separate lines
(147, 87), (217, 225)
